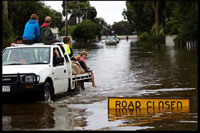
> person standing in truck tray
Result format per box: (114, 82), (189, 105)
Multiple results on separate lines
(63, 36), (73, 57)
(79, 51), (96, 87)
(22, 14), (40, 44)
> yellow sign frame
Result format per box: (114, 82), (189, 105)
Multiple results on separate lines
(108, 97), (189, 109)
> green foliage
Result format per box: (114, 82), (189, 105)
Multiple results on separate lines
(94, 17), (112, 36)
(112, 21), (132, 35)
(123, 1), (198, 43)
(62, 1), (97, 20)
(122, 1), (155, 35)
(2, 12), (15, 49)
(174, 2), (198, 41)
(149, 24), (165, 43)
(60, 25), (77, 36)
(72, 20), (100, 43)
(7, 1), (63, 36)
(139, 32), (150, 41)
(150, 24), (165, 36)
(164, 17), (178, 35)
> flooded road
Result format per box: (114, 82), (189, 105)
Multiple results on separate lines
(2, 39), (198, 131)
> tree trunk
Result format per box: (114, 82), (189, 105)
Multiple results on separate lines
(3, 1), (8, 18)
(154, 2), (159, 39)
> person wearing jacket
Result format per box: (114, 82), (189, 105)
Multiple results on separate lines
(22, 14), (40, 44)
(40, 16), (56, 45)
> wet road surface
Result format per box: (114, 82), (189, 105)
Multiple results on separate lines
(2, 39), (198, 131)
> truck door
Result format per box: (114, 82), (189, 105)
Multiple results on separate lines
(52, 47), (68, 94)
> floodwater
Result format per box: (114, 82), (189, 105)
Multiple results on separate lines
(2, 39), (198, 131)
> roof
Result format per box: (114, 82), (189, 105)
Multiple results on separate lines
(8, 43), (60, 48)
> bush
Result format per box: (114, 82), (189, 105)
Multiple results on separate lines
(139, 32), (150, 41)
(72, 20), (100, 43)
(164, 18), (178, 35)
(2, 12), (15, 49)
(149, 24), (165, 43)
(60, 25), (77, 36)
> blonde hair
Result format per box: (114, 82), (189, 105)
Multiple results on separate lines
(80, 51), (87, 56)
(45, 16), (52, 23)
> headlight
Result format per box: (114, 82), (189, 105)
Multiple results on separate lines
(20, 74), (39, 83)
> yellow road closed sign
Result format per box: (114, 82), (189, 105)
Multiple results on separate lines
(108, 97), (189, 109)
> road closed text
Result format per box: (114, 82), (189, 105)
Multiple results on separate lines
(108, 98), (189, 109)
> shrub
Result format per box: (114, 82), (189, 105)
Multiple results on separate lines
(60, 25), (77, 36)
(2, 12), (15, 49)
(139, 32), (150, 41)
(149, 24), (165, 43)
(72, 20), (100, 43)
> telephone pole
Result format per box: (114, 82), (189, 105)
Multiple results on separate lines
(65, 1), (68, 36)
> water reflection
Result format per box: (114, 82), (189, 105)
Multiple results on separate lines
(129, 42), (197, 89)
(108, 107), (189, 122)
(2, 103), (55, 130)
(108, 107), (194, 131)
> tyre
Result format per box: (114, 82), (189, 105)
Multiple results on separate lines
(41, 82), (53, 102)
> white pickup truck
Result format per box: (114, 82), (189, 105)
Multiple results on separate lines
(2, 43), (92, 102)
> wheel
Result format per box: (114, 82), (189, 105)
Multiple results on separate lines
(41, 82), (53, 102)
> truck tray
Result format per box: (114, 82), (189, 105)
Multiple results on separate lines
(72, 72), (92, 82)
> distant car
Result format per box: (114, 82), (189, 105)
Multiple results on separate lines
(105, 36), (117, 45)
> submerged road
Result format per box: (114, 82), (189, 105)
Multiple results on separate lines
(2, 39), (198, 131)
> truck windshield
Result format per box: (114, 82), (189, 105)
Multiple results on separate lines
(3, 47), (50, 65)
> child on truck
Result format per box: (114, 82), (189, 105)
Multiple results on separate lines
(79, 51), (96, 87)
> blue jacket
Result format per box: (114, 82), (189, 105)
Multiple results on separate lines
(22, 19), (40, 42)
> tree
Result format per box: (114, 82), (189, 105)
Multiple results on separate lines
(94, 17), (113, 36)
(60, 25), (77, 36)
(93, 17), (109, 38)
(72, 20), (100, 43)
(123, 1), (198, 43)
(7, 1), (63, 36)
(112, 21), (132, 35)
(62, 1), (97, 21)
(3, 1), (8, 18)
(172, 2), (198, 41)
(122, 1), (155, 35)
(153, 2), (159, 38)
(2, 8), (15, 48)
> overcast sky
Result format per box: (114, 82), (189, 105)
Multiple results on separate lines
(44, 1), (126, 25)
